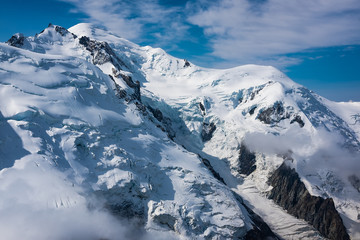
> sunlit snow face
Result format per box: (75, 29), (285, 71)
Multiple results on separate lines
(0, 156), (127, 240)
(1, 19), (359, 240)
(1, 0), (359, 101)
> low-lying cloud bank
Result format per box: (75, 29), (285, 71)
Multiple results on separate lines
(0, 156), (174, 240)
(244, 127), (360, 183)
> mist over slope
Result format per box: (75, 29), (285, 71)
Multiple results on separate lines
(0, 23), (359, 239)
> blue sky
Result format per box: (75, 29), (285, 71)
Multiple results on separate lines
(1, 0), (359, 101)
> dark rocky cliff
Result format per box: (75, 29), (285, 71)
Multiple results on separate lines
(238, 144), (256, 176)
(201, 122), (216, 142)
(268, 163), (350, 240)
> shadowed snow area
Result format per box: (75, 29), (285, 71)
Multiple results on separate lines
(0, 24), (259, 240)
(0, 23), (359, 239)
(0, 112), (30, 170)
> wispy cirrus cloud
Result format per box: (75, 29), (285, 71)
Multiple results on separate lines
(188, 0), (360, 66)
(60, 0), (360, 68)
(61, 0), (191, 51)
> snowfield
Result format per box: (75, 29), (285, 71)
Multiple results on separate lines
(0, 23), (359, 239)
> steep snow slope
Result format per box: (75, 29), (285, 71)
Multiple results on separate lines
(136, 60), (360, 238)
(1, 23), (359, 239)
(90, 24), (360, 238)
(0, 24), (279, 240)
(69, 23), (360, 239)
(322, 99), (360, 141)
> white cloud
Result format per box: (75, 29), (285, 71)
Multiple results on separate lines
(243, 127), (360, 179)
(0, 156), (174, 240)
(188, 0), (360, 65)
(60, 0), (360, 68)
(60, 0), (190, 50)
(0, 157), (128, 240)
(60, 0), (142, 40)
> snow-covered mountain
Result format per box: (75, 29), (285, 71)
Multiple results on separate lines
(0, 23), (359, 240)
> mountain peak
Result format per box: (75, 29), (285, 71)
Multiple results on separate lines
(35, 23), (76, 41)
(0, 23), (359, 240)
(6, 33), (26, 47)
(69, 23), (125, 44)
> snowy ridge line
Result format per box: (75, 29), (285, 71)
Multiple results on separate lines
(143, 98), (329, 239)
(102, 19), (359, 238)
(0, 23), (277, 239)
(129, 23), (360, 238)
(1, 23), (359, 239)
(177, 141), (280, 239)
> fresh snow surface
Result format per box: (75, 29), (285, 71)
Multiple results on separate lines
(1, 23), (360, 239)
(124, 33), (360, 238)
(237, 179), (324, 240)
(322, 99), (360, 141)
(0, 25), (250, 240)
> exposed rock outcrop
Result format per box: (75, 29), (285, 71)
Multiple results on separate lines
(244, 206), (280, 240)
(197, 155), (225, 184)
(290, 115), (305, 128)
(268, 163), (350, 240)
(249, 106), (257, 115)
(257, 102), (306, 128)
(6, 33), (25, 47)
(109, 75), (128, 99)
(148, 106), (164, 122)
(183, 59), (191, 67)
(54, 25), (74, 37)
(232, 192), (280, 240)
(195, 156), (279, 239)
(238, 144), (256, 176)
(45, 24), (76, 38)
(120, 75), (140, 101)
(147, 106), (175, 139)
(250, 87), (264, 101)
(152, 213), (177, 231)
(37, 24), (77, 38)
(110, 68), (141, 101)
(79, 36), (126, 70)
(201, 122), (216, 142)
(257, 102), (290, 124)
(199, 102), (205, 115)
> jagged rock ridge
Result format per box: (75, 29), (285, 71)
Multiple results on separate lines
(268, 163), (350, 240)
(1, 23), (359, 239)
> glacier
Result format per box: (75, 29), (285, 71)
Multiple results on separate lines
(0, 23), (359, 240)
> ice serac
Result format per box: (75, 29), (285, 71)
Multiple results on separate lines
(0, 24), (280, 240)
(126, 23), (360, 239)
(1, 23), (359, 239)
